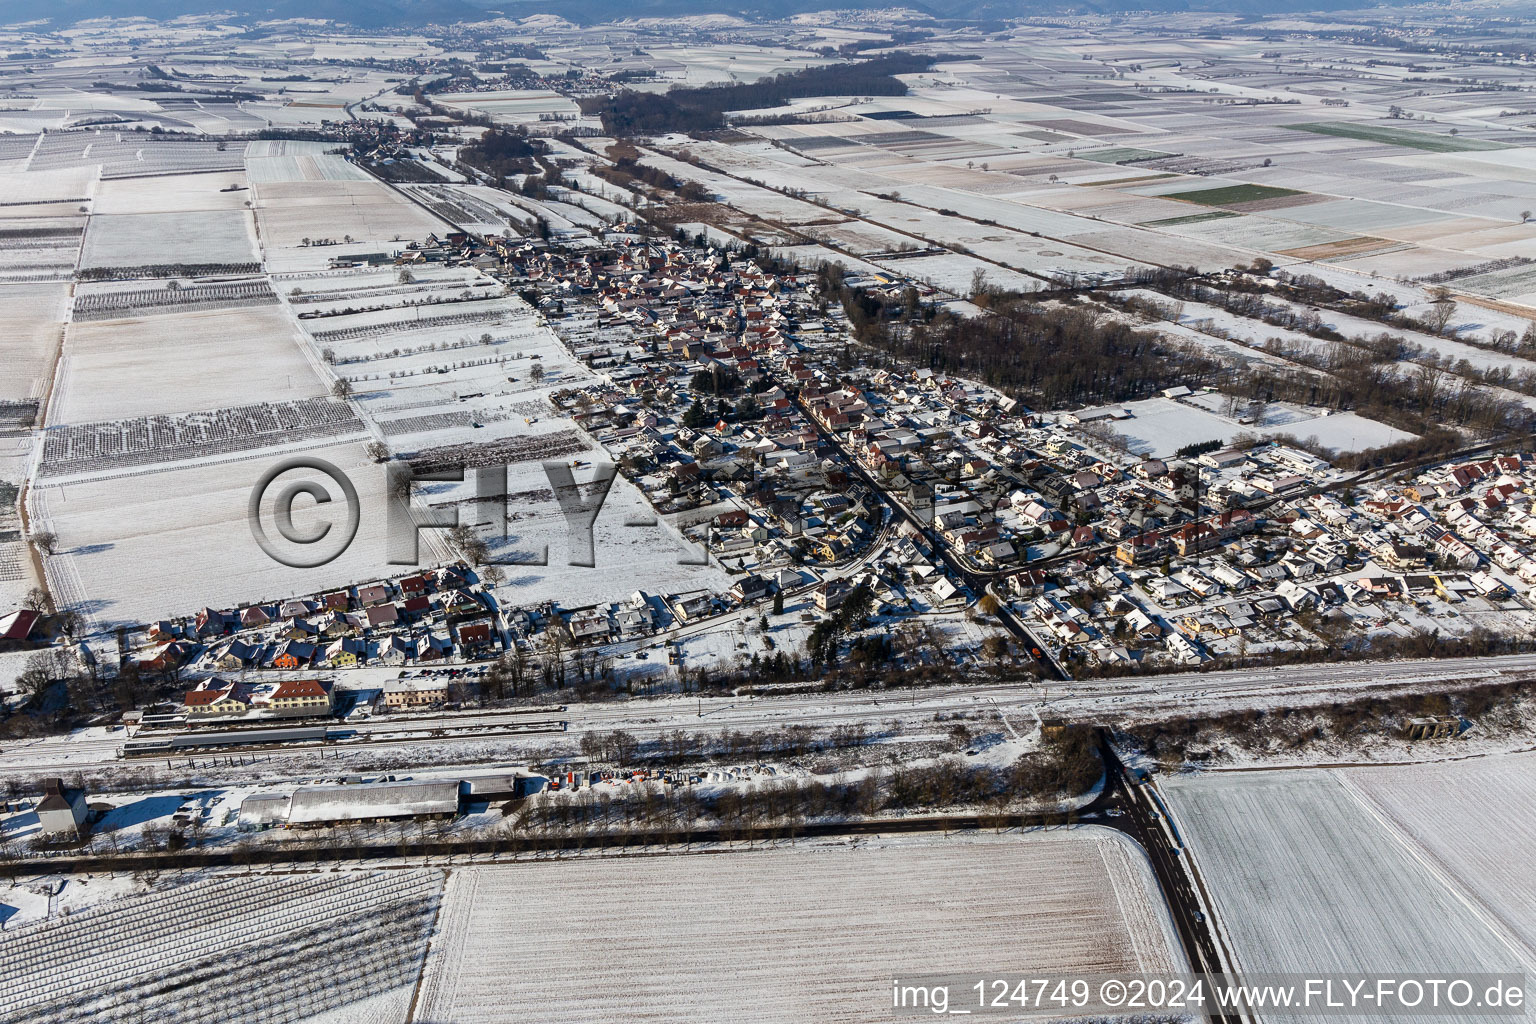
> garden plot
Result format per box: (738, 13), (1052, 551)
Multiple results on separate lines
(473, 453), (733, 609)
(1451, 262), (1536, 305)
(78, 210), (257, 271)
(0, 870), (441, 1024)
(72, 278), (277, 321)
(0, 282), (69, 403)
(302, 295), (558, 412)
(279, 263), (491, 313)
(1340, 753), (1536, 963)
(1162, 770), (1532, 1011)
(1162, 213), (1353, 255)
(416, 831), (1184, 1024)
(245, 138), (371, 183)
(27, 131), (243, 179)
(768, 244), (892, 278)
(0, 132), (39, 168)
(806, 218), (920, 255)
(400, 183), (531, 234)
(39, 398), (362, 479)
(51, 304), (328, 423)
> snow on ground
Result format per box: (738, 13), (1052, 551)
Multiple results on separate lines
(50, 303), (328, 422)
(89, 172), (253, 216)
(0, 868), (442, 1024)
(78, 210), (257, 269)
(0, 281), (69, 405)
(415, 829), (1185, 1024)
(1085, 396), (1414, 458)
(1340, 751), (1536, 964)
(31, 437), (396, 631)
(1162, 768), (1534, 1023)
(0, 871), (143, 930)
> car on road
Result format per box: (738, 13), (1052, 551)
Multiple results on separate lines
(1194, 911), (1205, 923)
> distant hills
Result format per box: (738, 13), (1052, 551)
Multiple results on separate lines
(4, 0), (1435, 31)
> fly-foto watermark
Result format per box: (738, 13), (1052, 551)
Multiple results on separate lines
(247, 455), (705, 570)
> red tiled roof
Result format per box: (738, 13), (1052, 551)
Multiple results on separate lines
(183, 688), (227, 707)
(0, 609), (40, 642)
(272, 679), (329, 700)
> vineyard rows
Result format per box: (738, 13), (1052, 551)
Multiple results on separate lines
(40, 397), (362, 476)
(74, 280), (278, 321)
(0, 870), (443, 1024)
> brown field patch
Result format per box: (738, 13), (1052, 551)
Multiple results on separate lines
(1225, 192), (1333, 212)
(1279, 236), (1396, 260)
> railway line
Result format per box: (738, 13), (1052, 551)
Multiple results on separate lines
(1, 650), (1530, 777)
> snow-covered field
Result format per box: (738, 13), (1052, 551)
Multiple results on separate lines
(32, 437), (391, 631)
(0, 282), (69, 403)
(89, 171), (253, 215)
(252, 179), (445, 255)
(50, 304), (327, 422)
(79, 210), (257, 269)
(1342, 752), (1536, 965)
(1090, 396), (1413, 458)
(415, 831), (1185, 1023)
(1163, 768), (1533, 1023)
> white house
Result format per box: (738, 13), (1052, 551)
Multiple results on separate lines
(36, 778), (88, 836)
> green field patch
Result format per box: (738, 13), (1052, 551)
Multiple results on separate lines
(1077, 147), (1170, 164)
(1140, 210), (1242, 227)
(1163, 183), (1305, 206)
(1282, 122), (1508, 153)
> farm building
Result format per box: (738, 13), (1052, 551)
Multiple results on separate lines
(0, 609), (42, 650)
(35, 778), (88, 836)
(239, 779), (461, 829)
(460, 771), (548, 802)
(288, 780), (460, 827)
(238, 793), (292, 831)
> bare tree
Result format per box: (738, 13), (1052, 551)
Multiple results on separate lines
(32, 530), (58, 556)
(16, 648), (74, 707)
(1414, 362), (1448, 408)
(55, 608), (84, 640)
(447, 523), (489, 565)
(1424, 299), (1457, 336)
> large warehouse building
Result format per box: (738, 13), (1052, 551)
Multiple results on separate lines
(239, 779), (461, 830)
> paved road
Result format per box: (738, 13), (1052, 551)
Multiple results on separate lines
(1085, 739), (1245, 1024)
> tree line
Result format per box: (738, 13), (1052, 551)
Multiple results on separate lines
(578, 53), (948, 136)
